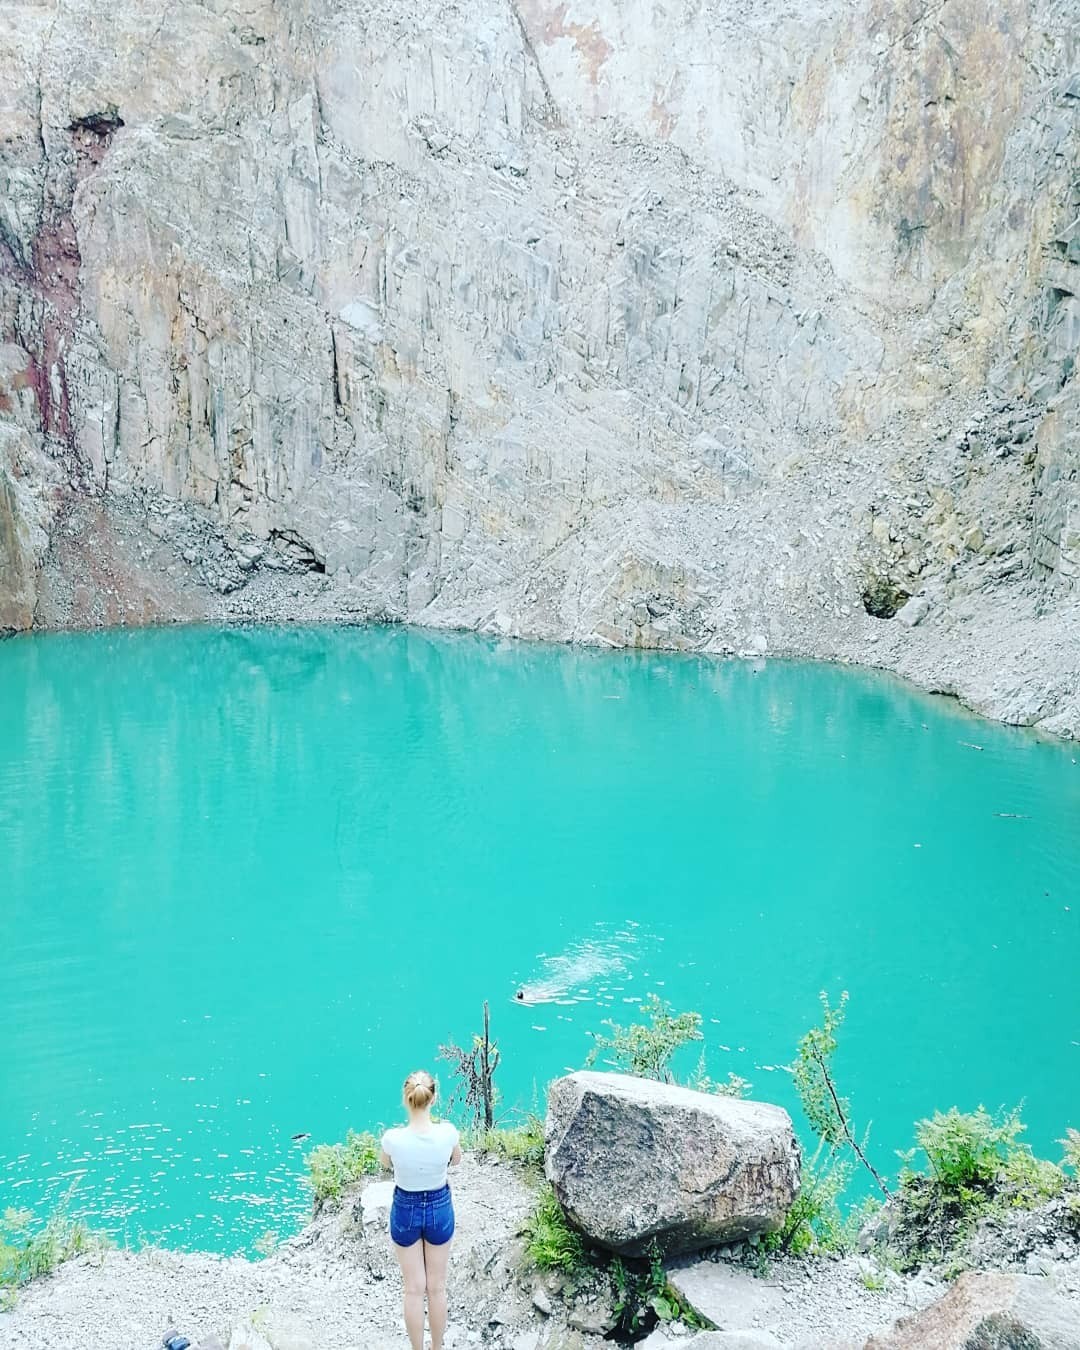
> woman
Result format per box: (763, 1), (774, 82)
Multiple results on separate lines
(380, 1070), (462, 1350)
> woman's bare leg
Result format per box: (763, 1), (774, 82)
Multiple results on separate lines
(422, 1238), (453, 1350)
(392, 1240), (427, 1350)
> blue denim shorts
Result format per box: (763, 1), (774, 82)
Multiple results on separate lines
(390, 1182), (455, 1247)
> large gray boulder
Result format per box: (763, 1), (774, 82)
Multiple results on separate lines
(544, 1071), (800, 1256)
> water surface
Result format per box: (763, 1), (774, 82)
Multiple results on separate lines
(1, 626), (1078, 1252)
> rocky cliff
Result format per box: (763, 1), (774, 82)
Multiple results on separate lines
(0, 0), (1077, 731)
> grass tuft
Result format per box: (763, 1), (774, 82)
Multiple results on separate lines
(1, 1203), (109, 1309)
(464, 1116), (545, 1170)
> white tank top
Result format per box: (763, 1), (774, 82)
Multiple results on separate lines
(381, 1121), (459, 1192)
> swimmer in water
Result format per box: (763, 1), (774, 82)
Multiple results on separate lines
(514, 985), (559, 1005)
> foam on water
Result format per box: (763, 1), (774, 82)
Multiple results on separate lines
(513, 926), (645, 1005)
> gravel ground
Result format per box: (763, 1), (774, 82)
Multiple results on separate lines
(0, 1157), (535, 1350)
(6, 1161), (1080, 1350)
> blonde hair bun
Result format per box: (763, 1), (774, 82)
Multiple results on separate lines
(403, 1070), (436, 1111)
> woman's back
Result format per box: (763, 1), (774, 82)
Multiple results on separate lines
(382, 1120), (459, 1192)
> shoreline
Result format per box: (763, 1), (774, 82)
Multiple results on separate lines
(5, 480), (1076, 743)
(6, 599), (1078, 748)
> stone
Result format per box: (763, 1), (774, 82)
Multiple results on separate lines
(963, 526), (985, 552)
(531, 1285), (553, 1315)
(668, 1262), (786, 1334)
(895, 595), (931, 628)
(511, 1333), (540, 1350)
(359, 1179), (394, 1226)
(682, 1335), (784, 1349)
(567, 1294), (617, 1334)
(259, 1312), (315, 1350)
(544, 1072), (799, 1256)
(864, 1271), (1080, 1348)
(227, 1327), (272, 1350)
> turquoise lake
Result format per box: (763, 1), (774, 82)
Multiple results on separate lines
(2, 625), (1079, 1254)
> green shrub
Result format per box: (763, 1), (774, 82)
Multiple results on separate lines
(914, 1108), (1023, 1192)
(586, 994), (702, 1082)
(305, 1129), (381, 1203)
(523, 1187), (587, 1273)
(1001, 1147), (1066, 1205)
(884, 1108), (1069, 1270)
(465, 1116), (545, 1169)
(0, 1203), (108, 1305)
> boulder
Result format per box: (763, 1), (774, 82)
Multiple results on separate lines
(864, 1271), (1080, 1349)
(544, 1072), (800, 1255)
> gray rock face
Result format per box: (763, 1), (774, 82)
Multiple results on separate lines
(0, 1), (1078, 732)
(544, 1071), (800, 1256)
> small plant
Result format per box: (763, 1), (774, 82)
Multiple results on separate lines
(689, 1053), (751, 1099)
(914, 1107), (1023, 1192)
(465, 1116), (545, 1170)
(766, 1141), (852, 1256)
(1001, 1147), (1066, 1205)
(792, 992), (889, 1197)
(523, 1187), (587, 1274)
(305, 1129), (381, 1203)
(712, 1073), (752, 1099)
(439, 1001), (501, 1130)
(860, 1266), (887, 1291)
(586, 994), (703, 1082)
(1060, 1128), (1080, 1174)
(609, 1244), (701, 1337)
